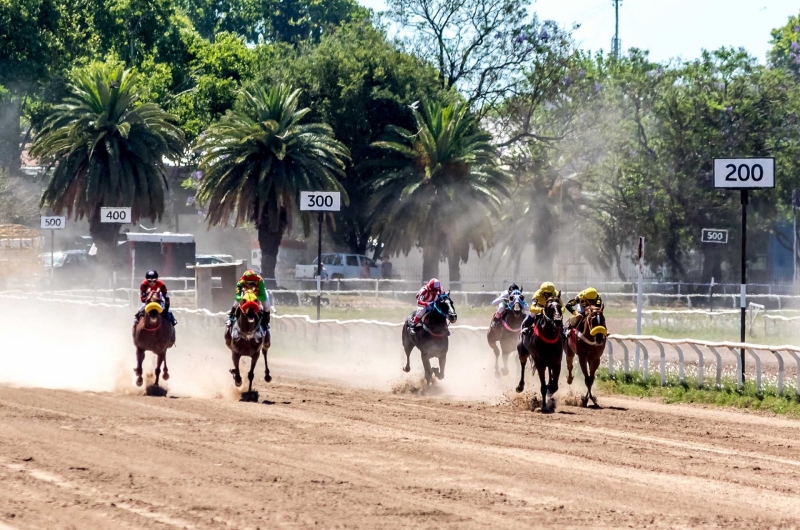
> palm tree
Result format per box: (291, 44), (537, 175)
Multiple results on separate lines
(194, 85), (350, 286)
(369, 101), (511, 283)
(31, 64), (186, 263)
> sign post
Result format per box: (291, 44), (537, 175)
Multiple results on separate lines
(713, 158), (775, 384)
(101, 207), (132, 299)
(635, 237), (644, 371)
(40, 216), (66, 284)
(299, 192), (341, 324)
(792, 190), (800, 286)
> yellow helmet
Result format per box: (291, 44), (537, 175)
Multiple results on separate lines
(582, 287), (599, 300)
(539, 281), (556, 293)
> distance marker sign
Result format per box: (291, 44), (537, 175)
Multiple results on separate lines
(100, 207), (131, 223)
(299, 191), (341, 212)
(713, 158), (774, 189)
(40, 216), (66, 230)
(701, 228), (728, 244)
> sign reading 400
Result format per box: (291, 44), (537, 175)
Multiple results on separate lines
(100, 207), (132, 223)
(299, 191), (341, 212)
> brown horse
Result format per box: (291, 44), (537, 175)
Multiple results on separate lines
(564, 304), (607, 407)
(225, 289), (271, 399)
(487, 291), (526, 377)
(132, 291), (176, 390)
(516, 295), (564, 413)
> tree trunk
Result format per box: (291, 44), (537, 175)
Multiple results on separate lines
(88, 210), (120, 287)
(447, 250), (461, 286)
(421, 245), (439, 284)
(0, 98), (22, 175)
(258, 206), (288, 289)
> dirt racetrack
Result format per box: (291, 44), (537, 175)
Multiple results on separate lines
(4, 372), (800, 529)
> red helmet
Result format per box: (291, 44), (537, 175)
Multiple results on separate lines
(242, 269), (260, 283)
(427, 278), (441, 291)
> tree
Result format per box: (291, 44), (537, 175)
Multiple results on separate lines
(370, 101), (511, 282)
(386, 0), (568, 113)
(769, 12), (800, 77)
(194, 85), (350, 286)
(256, 21), (444, 257)
(30, 63), (186, 263)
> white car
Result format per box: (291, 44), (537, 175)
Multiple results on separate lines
(295, 253), (380, 280)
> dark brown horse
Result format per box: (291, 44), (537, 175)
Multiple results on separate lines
(516, 295), (564, 413)
(401, 292), (457, 384)
(225, 289), (271, 399)
(487, 290), (526, 377)
(564, 304), (607, 407)
(132, 291), (176, 390)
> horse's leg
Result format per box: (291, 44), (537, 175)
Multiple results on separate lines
(566, 345), (575, 385)
(230, 351), (242, 387)
(154, 353), (164, 386)
(421, 351), (434, 385)
(579, 354), (591, 407)
(501, 339), (511, 376)
(515, 342), (528, 393)
(262, 347), (272, 383)
(548, 357), (562, 413)
(489, 338), (501, 378)
(134, 348), (145, 387)
(246, 349), (259, 393)
(162, 354), (169, 381)
(537, 361), (549, 413)
(436, 350), (446, 380)
(588, 352), (602, 406)
(402, 327), (413, 373)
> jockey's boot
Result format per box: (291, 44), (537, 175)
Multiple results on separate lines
(133, 310), (143, 325)
(521, 313), (535, 334)
(409, 317), (422, 335)
(491, 311), (504, 328)
(168, 311), (178, 326)
(226, 307), (236, 327)
(260, 311), (270, 332)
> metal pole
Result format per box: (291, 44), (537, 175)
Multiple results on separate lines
(794, 206), (797, 287)
(50, 229), (54, 282)
(316, 211), (323, 323)
(636, 237), (643, 366)
(740, 190), (748, 382)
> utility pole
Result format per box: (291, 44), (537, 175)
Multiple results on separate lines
(612, 0), (622, 59)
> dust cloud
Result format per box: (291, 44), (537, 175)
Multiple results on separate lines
(0, 298), (585, 405)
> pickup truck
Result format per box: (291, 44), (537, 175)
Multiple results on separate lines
(295, 253), (381, 280)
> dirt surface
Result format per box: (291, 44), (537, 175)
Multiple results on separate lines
(3, 375), (800, 530)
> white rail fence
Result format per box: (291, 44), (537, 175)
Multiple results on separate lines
(2, 292), (799, 398)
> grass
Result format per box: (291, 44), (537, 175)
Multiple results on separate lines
(596, 368), (800, 417)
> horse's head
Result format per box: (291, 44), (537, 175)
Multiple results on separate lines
(509, 290), (524, 315)
(436, 292), (457, 324)
(145, 289), (162, 305)
(144, 301), (163, 325)
(542, 292), (563, 328)
(238, 288), (260, 326)
(584, 303), (607, 343)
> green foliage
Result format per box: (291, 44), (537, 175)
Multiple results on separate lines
(596, 368), (800, 417)
(370, 101), (511, 279)
(769, 13), (800, 77)
(31, 63), (186, 222)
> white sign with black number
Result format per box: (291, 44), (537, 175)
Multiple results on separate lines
(713, 158), (775, 189)
(299, 191), (341, 212)
(40, 216), (66, 230)
(100, 207), (132, 223)
(702, 228), (728, 244)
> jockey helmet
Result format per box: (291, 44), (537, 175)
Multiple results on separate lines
(427, 278), (441, 290)
(582, 287), (599, 301)
(539, 281), (556, 293)
(242, 269), (260, 283)
(146, 270), (159, 281)
(508, 282), (520, 293)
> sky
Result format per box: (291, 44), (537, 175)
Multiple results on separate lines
(357, 0), (800, 64)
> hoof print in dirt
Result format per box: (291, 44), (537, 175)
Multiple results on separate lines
(145, 385), (168, 397)
(240, 391), (259, 403)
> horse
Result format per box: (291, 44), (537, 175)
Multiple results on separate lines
(516, 294), (564, 413)
(132, 290), (176, 391)
(225, 288), (271, 399)
(401, 292), (458, 384)
(487, 290), (526, 377)
(564, 304), (608, 407)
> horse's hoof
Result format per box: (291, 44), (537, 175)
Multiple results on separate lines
(547, 398), (556, 413)
(567, 375), (574, 385)
(580, 397), (589, 408)
(136, 376), (143, 387)
(264, 374), (272, 383)
(163, 371), (170, 381)
(234, 378), (242, 387)
(591, 396), (599, 407)
(134, 368), (142, 377)
(402, 366), (410, 373)
(515, 385), (524, 393)
(501, 368), (509, 376)
(436, 373), (445, 380)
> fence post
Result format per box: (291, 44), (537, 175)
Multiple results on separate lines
(689, 344), (705, 388)
(673, 344), (685, 384)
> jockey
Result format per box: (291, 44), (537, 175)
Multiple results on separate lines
(521, 281), (561, 332)
(411, 278), (445, 332)
(565, 287), (603, 328)
(491, 283), (529, 325)
(227, 269), (270, 331)
(134, 270), (177, 326)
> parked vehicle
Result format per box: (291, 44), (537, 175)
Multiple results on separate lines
(196, 254), (234, 265)
(295, 253), (380, 280)
(43, 250), (99, 287)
